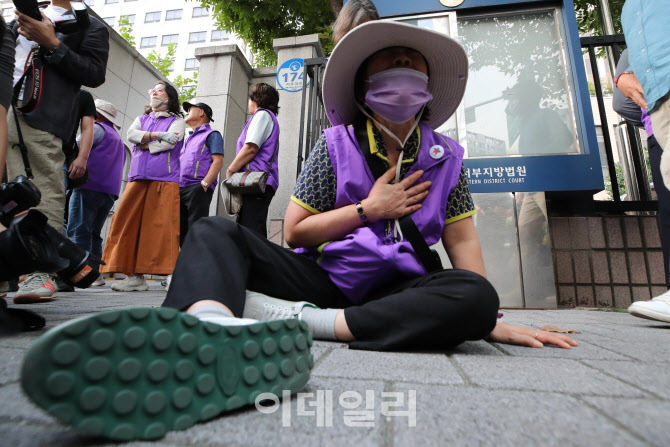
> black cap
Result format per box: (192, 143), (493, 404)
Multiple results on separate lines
(183, 101), (214, 122)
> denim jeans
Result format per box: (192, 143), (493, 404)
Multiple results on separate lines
(66, 189), (116, 258)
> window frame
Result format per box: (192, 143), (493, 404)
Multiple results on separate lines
(165, 9), (183, 21)
(188, 31), (207, 44)
(161, 34), (179, 47)
(184, 58), (200, 71)
(211, 30), (229, 41)
(192, 7), (209, 18)
(140, 36), (158, 48)
(144, 11), (161, 23)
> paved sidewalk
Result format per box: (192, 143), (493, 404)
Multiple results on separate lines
(1, 282), (669, 446)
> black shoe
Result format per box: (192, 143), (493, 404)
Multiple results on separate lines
(55, 277), (75, 293)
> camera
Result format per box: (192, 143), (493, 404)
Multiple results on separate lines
(0, 176), (104, 287)
(12, 0), (90, 34)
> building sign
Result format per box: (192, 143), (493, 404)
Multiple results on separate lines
(440, 0), (465, 6)
(277, 58), (310, 92)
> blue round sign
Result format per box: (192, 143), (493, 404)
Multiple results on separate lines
(277, 58), (310, 92)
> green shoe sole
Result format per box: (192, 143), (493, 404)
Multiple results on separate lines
(20, 307), (314, 441)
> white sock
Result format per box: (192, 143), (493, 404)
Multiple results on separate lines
(301, 307), (339, 341)
(189, 304), (258, 326)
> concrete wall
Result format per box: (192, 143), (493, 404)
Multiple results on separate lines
(192, 36), (322, 229)
(269, 36), (324, 222)
(193, 44), (254, 218)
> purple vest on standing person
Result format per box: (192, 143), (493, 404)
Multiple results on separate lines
(235, 109), (280, 191)
(296, 122), (464, 303)
(79, 121), (126, 197)
(128, 113), (183, 183)
(179, 123), (219, 188)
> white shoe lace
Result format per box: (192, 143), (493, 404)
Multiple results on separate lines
(21, 273), (49, 289)
(652, 290), (670, 303)
(261, 303), (299, 321)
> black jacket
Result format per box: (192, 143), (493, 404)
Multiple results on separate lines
(10, 14), (109, 141)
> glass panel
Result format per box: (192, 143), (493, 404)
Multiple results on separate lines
(435, 115), (457, 142)
(473, 192), (523, 307)
(516, 192), (556, 308)
(457, 11), (579, 157)
(401, 16), (450, 35)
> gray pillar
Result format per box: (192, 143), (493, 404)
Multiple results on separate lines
(194, 44), (253, 217)
(269, 35), (324, 222)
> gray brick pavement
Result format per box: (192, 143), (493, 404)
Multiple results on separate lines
(1, 283), (669, 446)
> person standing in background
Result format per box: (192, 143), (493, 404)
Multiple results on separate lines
(101, 81), (184, 292)
(178, 101), (223, 246)
(615, 49), (670, 323)
(5, 1), (109, 303)
(226, 83), (280, 238)
(55, 88), (97, 293)
(0, 14), (15, 299)
(66, 99), (125, 288)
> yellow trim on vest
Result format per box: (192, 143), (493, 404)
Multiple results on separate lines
(366, 120), (416, 165)
(316, 241), (330, 265)
(194, 143), (207, 178)
(167, 152), (171, 173)
(445, 209), (477, 225)
(291, 196), (320, 214)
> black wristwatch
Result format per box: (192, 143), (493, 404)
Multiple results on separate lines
(356, 201), (368, 224)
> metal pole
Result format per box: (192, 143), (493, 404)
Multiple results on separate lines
(296, 64), (309, 179)
(587, 45), (621, 203)
(596, 0), (617, 82)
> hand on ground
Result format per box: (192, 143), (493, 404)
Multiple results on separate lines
(488, 322), (578, 349)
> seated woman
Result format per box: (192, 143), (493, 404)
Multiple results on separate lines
(19, 21), (576, 441)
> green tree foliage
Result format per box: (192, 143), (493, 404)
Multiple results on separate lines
(118, 18), (199, 104)
(573, 0), (624, 36)
(118, 15), (135, 47)
(197, 0), (336, 66)
(146, 43), (176, 78)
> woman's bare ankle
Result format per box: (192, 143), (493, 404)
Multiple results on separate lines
(334, 309), (355, 342)
(186, 300), (233, 315)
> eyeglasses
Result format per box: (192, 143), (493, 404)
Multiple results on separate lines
(148, 87), (165, 96)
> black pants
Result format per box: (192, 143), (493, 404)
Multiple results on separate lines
(163, 217), (499, 351)
(237, 187), (275, 238)
(648, 135), (670, 288)
(179, 184), (214, 247)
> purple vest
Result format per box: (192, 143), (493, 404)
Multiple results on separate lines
(179, 124), (219, 188)
(235, 109), (280, 191)
(297, 122), (464, 303)
(80, 121), (126, 197)
(128, 113), (183, 183)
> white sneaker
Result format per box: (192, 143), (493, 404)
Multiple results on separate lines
(243, 291), (318, 321)
(90, 276), (106, 287)
(111, 276), (149, 292)
(13, 273), (57, 304)
(628, 290), (670, 323)
(165, 274), (172, 292)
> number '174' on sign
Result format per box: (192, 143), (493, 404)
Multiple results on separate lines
(277, 58), (311, 92)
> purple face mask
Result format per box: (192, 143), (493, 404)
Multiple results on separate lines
(364, 68), (433, 124)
